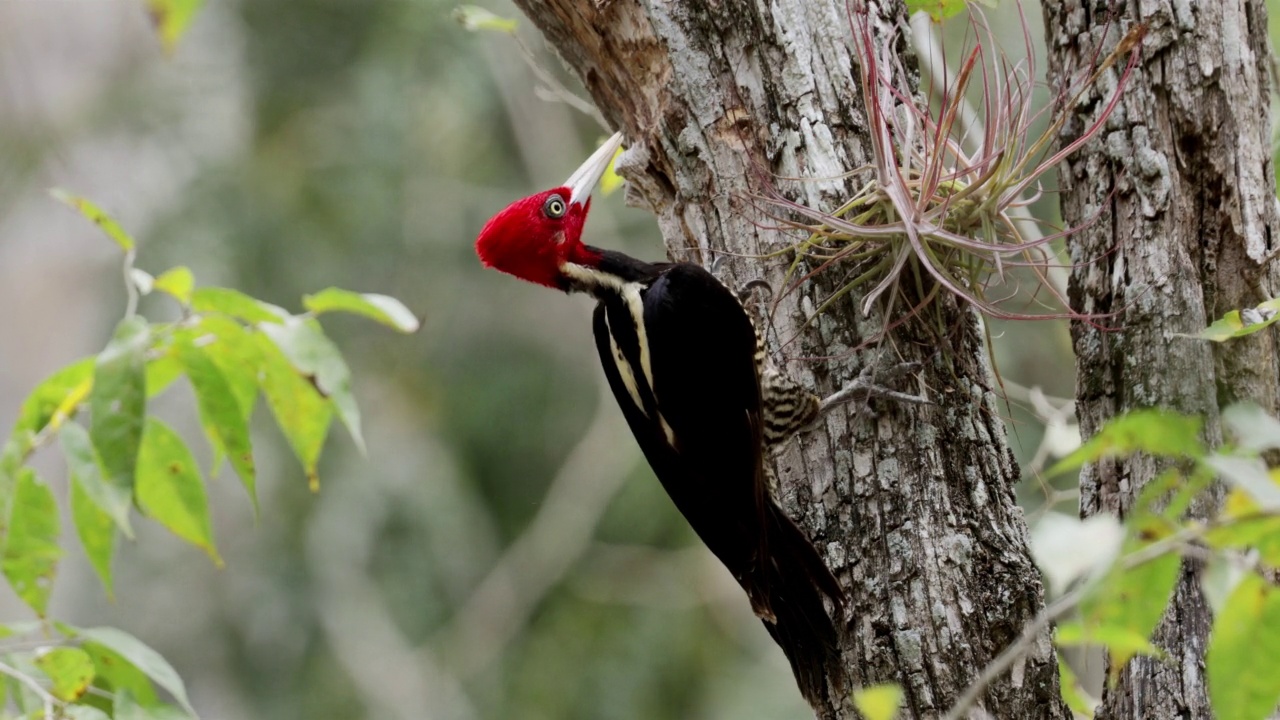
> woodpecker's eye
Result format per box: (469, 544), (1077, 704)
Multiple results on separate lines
(543, 194), (567, 219)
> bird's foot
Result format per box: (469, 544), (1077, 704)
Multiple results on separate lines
(818, 361), (928, 415)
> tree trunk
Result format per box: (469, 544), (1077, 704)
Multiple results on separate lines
(511, 1), (1067, 717)
(1044, 1), (1280, 717)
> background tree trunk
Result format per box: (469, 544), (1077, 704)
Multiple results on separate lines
(1044, 2), (1280, 717)
(511, 1), (1067, 717)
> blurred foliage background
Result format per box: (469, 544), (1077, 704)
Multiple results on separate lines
(0, 2), (1275, 718)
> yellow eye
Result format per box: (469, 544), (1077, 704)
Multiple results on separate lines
(543, 194), (567, 219)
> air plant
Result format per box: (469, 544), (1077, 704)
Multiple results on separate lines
(766, 2), (1144, 327)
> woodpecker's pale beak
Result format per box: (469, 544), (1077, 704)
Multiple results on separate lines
(565, 132), (624, 206)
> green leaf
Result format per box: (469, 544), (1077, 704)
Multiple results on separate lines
(852, 683), (903, 720)
(81, 641), (159, 707)
(115, 689), (191, 720)
(146, 354), (185, 399)
(144, 0), (206, 54)
(76, 627), (194, 715)
(191, 317), (260, 420)
(255, 333), (332, 490)
(302, 288), (420, 333)
(61, 422), (132, 536)
(1, 469), (61, 616)
(135, 418), (221, 565)
(1057, 658), (1095, 718)
(153, 267), (195, 306)
(1133, 468), (1210, 526)
(905, 0), (968, 21)
(260, 318), (360, 454)
(191, 287), (287, 325)
(1055, 622), (1163, 659)
(71, 477), (117, 599)
(1207, 573), (1280, 720)
(176, 340), (256, 511)
(452, 5), (518, 33)
(35, 647), (95, 702)
(50, 189), (135, 251)
(12, 357), (95, 440)
(1050, 409), (1204, 476)
(1079, 546), (1180, 676)
(1192, 299), (1280, 342)
(91, 316), (150, 504)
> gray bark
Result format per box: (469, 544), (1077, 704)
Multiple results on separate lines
(1044, 1), (1280, 718)
(511, 1), (1066, 718)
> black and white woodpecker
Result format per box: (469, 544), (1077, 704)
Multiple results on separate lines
(475, 132), (851, 705)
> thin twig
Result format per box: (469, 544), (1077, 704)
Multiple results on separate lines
(0, 658), (58, 719)
(122, 247), (139, 318)
(512, 36), (607, 129)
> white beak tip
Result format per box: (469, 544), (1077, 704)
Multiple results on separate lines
(565, 132), (625, 205)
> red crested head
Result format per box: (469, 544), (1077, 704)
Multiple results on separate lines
(475, 133), (624, 290)
(475, 187), (597, 289)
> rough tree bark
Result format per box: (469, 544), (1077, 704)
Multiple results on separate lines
(1045, 2), (1280, 718)
(511, 1), (1066, 718)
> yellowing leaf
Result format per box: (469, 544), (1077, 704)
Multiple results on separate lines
(852, 683), (903, 720)
(50, 189), (136, 251)
(905, 0), (968, 21)
(153, 266), (195, 305)
(135, 418), (221, 565)
(145, 0), (206, 54)
(260, 317), (362, 454)
(600, 144), (625, 196)
(191, 287), (288, 325)
(303, 288), (420, 333)
(255, 333), (332, 490)
(1, 469), (61, 616)
(35, 647), (95, 702)
(12, 358), (95, 440)
(453, 5), (518, 33)
(1207, 574), (1280, 720)
(76, 626), (194, 715)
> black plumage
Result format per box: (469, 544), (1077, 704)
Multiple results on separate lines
(574, 250), (845, 706)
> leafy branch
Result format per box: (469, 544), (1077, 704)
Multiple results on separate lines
(0, 191), (419, 718)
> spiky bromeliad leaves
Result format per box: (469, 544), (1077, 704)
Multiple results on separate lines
(765, 3), (1143, 329)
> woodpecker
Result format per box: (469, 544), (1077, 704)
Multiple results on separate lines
(475, 133), (845, 705)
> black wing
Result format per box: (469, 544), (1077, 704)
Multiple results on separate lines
(592, 263), (767, 576)
(590, 262), (843, 705)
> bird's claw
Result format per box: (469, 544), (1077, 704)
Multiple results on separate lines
(818, 361), (928, 415)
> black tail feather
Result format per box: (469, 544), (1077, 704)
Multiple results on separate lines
(749, 501), (846, 707)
